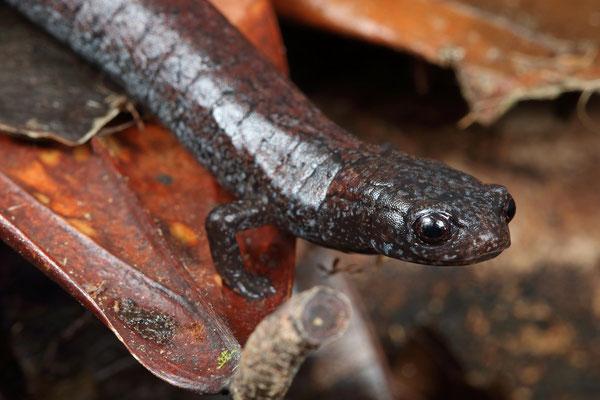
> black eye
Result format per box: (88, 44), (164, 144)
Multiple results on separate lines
(504, 195), (516, 223)
(413, 212), (453, 245)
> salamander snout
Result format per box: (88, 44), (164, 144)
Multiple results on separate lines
(504, 194), (516, 223)
(485, 184), (516, 224)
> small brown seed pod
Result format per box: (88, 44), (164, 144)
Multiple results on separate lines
(230, 286), (351, 400)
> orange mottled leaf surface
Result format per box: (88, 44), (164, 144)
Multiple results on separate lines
(0, 0), (292, 393)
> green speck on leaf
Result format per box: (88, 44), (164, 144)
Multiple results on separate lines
(217, 349), (236, 369)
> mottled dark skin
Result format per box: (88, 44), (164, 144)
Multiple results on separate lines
(9, 0), (514, 299)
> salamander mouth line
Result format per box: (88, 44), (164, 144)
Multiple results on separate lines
(416, 248), (506, 266)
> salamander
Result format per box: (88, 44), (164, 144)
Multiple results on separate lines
(8, 0), (515, 300)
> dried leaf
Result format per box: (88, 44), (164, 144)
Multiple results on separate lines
(213, 0), (288, 74)
(0, 5), (128, 145)
(274, 0), (600, 124)
(0, 0), (293, 393)
(0, 124), (295, 392)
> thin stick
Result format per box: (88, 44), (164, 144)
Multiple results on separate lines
(230, 286), (351, 400)
(577, 89), (600, 134)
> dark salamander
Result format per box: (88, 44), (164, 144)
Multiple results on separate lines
(9, 0), (515, 300)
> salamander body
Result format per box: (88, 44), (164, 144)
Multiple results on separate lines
(9, 0), (515, 299)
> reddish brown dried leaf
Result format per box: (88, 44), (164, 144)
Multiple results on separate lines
(0, 127), (294, 393)
(214, 0), (289, 74)
(0, 0), (293, 393)
(274, 0), (600, 124)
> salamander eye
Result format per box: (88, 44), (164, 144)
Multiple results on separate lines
(504, 195), (516, 223)
(413, 212), (453, 245)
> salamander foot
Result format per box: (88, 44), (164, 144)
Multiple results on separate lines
(206, 199), (277, 300)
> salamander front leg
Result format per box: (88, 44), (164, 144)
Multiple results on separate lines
(205, 199), (277, 300)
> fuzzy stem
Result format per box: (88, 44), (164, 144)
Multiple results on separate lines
(230, 286), (351, 400)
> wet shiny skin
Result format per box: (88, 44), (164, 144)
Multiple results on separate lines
(10, 0), (514, 300)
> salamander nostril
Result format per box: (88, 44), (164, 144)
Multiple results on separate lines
(504, 195), (516, 223)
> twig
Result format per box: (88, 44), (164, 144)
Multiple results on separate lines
(125, 101), (145, 132)
(577, 89), (600, 134)
(230, 286), (351, 400)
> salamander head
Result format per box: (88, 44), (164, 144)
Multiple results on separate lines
(389, 185), (514, 265)
(371, 158), (514, 265)
(323, 154), (514, 265)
